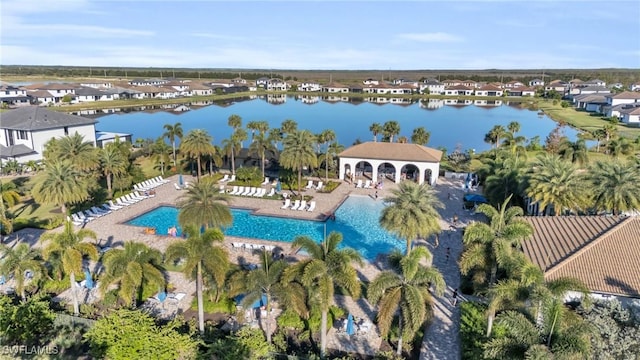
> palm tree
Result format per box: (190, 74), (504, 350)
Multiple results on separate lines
(280, 130), (317, 196)
(41, 221), (98, 315)
(100, 241), (165, 306)
(484, 125), (507, 149)
(44, 133), (99, 172)
(281, 119), (298, 135)
(507, 121), (521, 135)
(589, 160), (640, 215)
(410, 127), (431, 145)
(99, 143), (128, 198)
(382, 121), (401, 142)
(318, 129), (336, 181)
(1, 181), (20, 233)
(479, 152), (527, 207)
(525, 154), (588, 216)
(165, 225), (230, 334)
(163, 122), (183, 168)
(368, 248), (445, 355)
(379, 181), (443, 255)
(284, 232), (363, 357)
(30, 161), (90, 214)
(558, 138), (589, 166)
(369, 123), (383, 142)
(177, 178), (232, 229)
(246, 121), (260, 141)
(268, 127), (283, 151)
(459, 195), (533, 336)
(230, 250), (307, 343)
(0, 243), (44, 300)
(180, 129), (215, 179)
(249, 131), (275, 179)
(501, 132), (528, 157)
(325, 142), (345, 180)
(222, 128), (247, 175)
(151, 138), (172, 175)
(607, 137), (633, 158)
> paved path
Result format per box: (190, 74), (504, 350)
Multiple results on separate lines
(419, 178), (483, 360)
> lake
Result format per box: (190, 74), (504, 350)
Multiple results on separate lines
(87, 95), (582, 152)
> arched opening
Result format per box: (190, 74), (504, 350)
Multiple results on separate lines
(400, 164), (420, 182)
(355, 161), (373, 180)
(377, 162), (396, 182)
(424, 168), (433, 184)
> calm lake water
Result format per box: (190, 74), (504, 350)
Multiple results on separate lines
(89, 96), (582, 152)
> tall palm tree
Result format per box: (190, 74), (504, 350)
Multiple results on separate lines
(318, 129), (336, 181)
(163, 122), (183, 168)
(228, 114), (242, 132)
(525, 154), (587, 216)
(41, 221), (98, 315)
(43, 133), (99, 172)
(588, 160), (640, 215)
(0, 243), (44, 300)
(222, 128), (247, 175)
(180, 129), (215, 179)
(165, 225), (230, 334)
(459, 195), (533, 336)
(479, 151), (527, 207)
(284, 232), (362, 357)
(99, 143), (128, 198)
(507, 121), (521, 135)
(484, 125), (507, 149)
(268, 127), (283, 151)
(369, 122), (383, 142)
(410, 127), (431, 145)
(382, 121), (401, 142)
(249, 131), (275, 179)
(30, 161), (90, 214)
(325, 142), (345, 180)
(368, 248), (445, 355)
(607, 137), (633, 158)
(280, 130), (317, 196)
(177, 178), (232, 230)
(558, 138), (589, 166)
(100, 241), (165, 306)
(280, 119), (298, 135)
(246, 121), (260, 141)
(1, 181), (19, 235)
(151, 138), (172, 175)
(230, 250), (307, 343)
(379, 181), (443, 255)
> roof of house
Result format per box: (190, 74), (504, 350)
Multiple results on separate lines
(24, 83), (76, 90)
(0, 144), (38, 158)
(75, 87), (107, 96)
(478, 84), (503, 91)
(627, 107), (640, 115)
(26, 90), (56, 98)
(338, 141), (442, 162)
(447, 85), (473, 91)
(521, 216), (640, 297)
(509, 86), (535, 92)
(576, 94), (608, 103)
(608, 91), (640, 99)
(580, 86), (610, 92)
(0, 106), (97, 131)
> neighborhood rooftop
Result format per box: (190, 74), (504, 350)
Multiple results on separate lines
(339, 142), (443, 162)
(0, 106), (97, 131)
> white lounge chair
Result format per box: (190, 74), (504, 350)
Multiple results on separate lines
(219, 185), (225, 193)
(305, 180), (314, 189)
(116, 197), (132, 207)
(290, 199), (301, 211)
(219, 174), (229, 182)
(254, 188), (266, 197)
(316, 181), (323, 190)
(298, 200), (307, 211)
(124, 194), (140, 203)
(108, 200), (123, 210)
(132, 191), (147, 200)
(266, 188), (275, 197)
(364, 180), (372, 189)
(235, 186), (245, 196)
(228, 174), (236, 182)
(229, 185), (239, 195)
(355, 179), (363, 188)
(247, 187), (257, 196)
(174, 183), (182, 190)
(261, 177), (269, 186)
(92, 206), (110, 215)
(281, 198), (291, 209)
(72, 213), (87, 224)
(241, 187), (252, 196)
(158, 176), (170, 183)
(101, 204), (117, 212)
(306, 201), (316, 212)
(68, 216), (84, 226)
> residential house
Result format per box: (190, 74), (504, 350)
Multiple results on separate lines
(522, 216), (640, 305)
(419, 79), (445, 95)
(25, 83), (77, 103)
(545, 82), (567, 94)
(80, 82), (112, 89)
(231, 77), (247, 85)
(572, 86), (611, 98)
(95, 131), (132, 148)
(0, 84), (30, 107)
(442, 79), (463, 87)
(322, 82), (350, 93)
(461, 80), (477, 88)
(298, 82), (322, 92)
(187, 83), (214, 96)
(444, 85), (474, 96)
(621, 106), (640, 124)
(363, 78), (379, 85)
(584, 79), (606, 87)
(607, 103), (640, 119)
(631, 82), (640, 91)
(348, 84), (364, 93)
(128, 78), (169, 86)
(255, 77), (270, 88)
(392, 78), (419, 87)
(0, 107), (97, 163)
(503, 80), (525, 88)
(573, 93), (608, 113)
(605, 91), (640, 107)
(161, 81), (190, 95)
(26, 90), (57, 105)
(474, 84), (503, 97)
(266, 79), (289, 91)
(610, 82), (624, 90)
(104, 86), (144, 100)
(529, 78), (545, 87)
(74, 87), (114, 102)
(506, 87), (535, 97)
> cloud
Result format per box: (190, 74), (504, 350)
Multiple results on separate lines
(190, 33), (246, 41)
(4, 23), (154, 38)
(396, 32), (463, 43)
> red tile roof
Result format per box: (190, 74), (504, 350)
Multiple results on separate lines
(338, 142), (442, 162)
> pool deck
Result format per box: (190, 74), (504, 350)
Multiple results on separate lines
(3, 173), (481, 357)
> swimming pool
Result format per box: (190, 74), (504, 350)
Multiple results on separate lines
(126, 195), (404, 259)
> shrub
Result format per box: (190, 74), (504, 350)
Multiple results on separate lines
(193, 295), (235, 315)
(460, 301), (487, 360)
(0, 296), (56, 346)
(236, 167), (261, 183)
(318, 181), (341, 193)
(277, 309), (305, 330)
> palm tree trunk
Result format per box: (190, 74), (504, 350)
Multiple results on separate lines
(298, 168), (303, 197)
(396, 313), (404, 356)
(70, 272), (79, 315)
(261, 153), (266, 179)
(231, 148), (236, 175)
(172, 140), (177, 168)
(106, 172), (113, 198)
(196, 157), (202, 179)
(325, 152), (329, 181)
(197, 261), (205, 334)
(405, 238), (412, 256)
(547, 306), (559, 347)
(265, 296), (272, 343)
(320, 309), (328, 358)
(486, 265), (498, 336)
(61, 203), (67, 215)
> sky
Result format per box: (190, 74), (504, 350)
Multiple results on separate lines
(1, 0), (639, 70)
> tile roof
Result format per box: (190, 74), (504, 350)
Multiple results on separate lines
(522, 216), (640, 297)
(0, 106), (97, 131)
(447, 85), (473, 91)
(609, 91), (640, 99)
(478, 84), (502, 91)
(0, 144), (38, 158)
(338, 141), (442, 162)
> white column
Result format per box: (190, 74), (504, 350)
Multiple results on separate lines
(417, 167), (425, 185)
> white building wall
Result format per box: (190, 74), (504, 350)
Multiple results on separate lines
(339, 157), (440, 185)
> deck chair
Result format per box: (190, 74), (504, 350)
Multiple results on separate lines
(306, 201), (316, 212)
(219, 185), (225, 193)
(364, 180), (372, 189)
(266, 188), (275, 197)
(316, 181), (323, 190)
(261, 177), (269, 185)
(355, 179), (363, 188)
(280, 198), (291, 209)
(290, 199), (301, 211)
(229, 186), (239, 195)
(305, 180), (314, 189)
(219, 174), (229, 182)
(298, 200), (307, 211)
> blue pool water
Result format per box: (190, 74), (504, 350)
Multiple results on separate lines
(126, 195), (404, 259)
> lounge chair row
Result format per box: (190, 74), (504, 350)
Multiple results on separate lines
(133, 176), (170, 192)
(69, 191), (153, 226)
(225, 186), (275, 197)
(218, 174), (236, 183)
(281, 199), (316, 212)
(231, 242), (277, 252)
(355, 179), (374, 188)
(304, 180), (324, 191)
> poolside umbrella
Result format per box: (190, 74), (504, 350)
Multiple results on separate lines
(346, 313), (355, 336)
(84, 269), (94, 289)
(465, 172), (472, 189)
(178, 174), (184, 187)
(276, 180), (282, 192)
(261, 294), (268, 307)
(157, 291), (167, 303)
